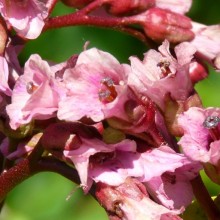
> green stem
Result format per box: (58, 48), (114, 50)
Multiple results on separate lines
(191, 175), (220, 220)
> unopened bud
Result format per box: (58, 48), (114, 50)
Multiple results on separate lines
(141, 8), (194, 44)
(106, 0), (155, 16)
(61, 0), (93, 8)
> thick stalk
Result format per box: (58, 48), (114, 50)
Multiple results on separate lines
(191, 175), (220, 220)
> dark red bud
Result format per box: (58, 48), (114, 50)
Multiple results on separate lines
(143, 8), (194, 44)
(106, 0), (155, 16)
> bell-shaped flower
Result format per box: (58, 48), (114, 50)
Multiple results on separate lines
(144, 158), (201, 210)
(128, 40), (195, 111)
(57, 48), (131, 123)
(63, 136), (137, 191)
(0, 0), (49, 39)
(178, 107), (220, 165)
(6, 54), (65, 130)
(190, 22), (220, 71)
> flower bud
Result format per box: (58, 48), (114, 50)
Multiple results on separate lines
(61, 0), (93, 8)
(141, 8), (194, 44)
(106, 0), (155, 16)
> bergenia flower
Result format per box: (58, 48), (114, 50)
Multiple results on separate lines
(63, 137), (137, 191)
(6, 54), (65, 130)
(95, 178), (183, 220)
(145, 158), (201, 210)
(178, 107), (220, 166)
(0, 0), (49, 39)
(190, 22), (220, 71)
(128, 40), (195, 110)
(57, 48), (130, 122)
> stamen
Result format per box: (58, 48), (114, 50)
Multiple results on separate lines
(157, 60), (171, 77)
(98, 77), (117, 103)
(101, 77), (114, 87)
(98, 90), (111, 100)
(26, 81), (38, 94)
(203, 116), (220, 129)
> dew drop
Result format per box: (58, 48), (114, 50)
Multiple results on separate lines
(203, 116), (220, 129)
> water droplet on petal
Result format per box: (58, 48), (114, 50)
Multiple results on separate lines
(203, 116), (220, 129)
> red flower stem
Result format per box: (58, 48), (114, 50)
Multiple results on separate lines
(75, 0), (106, 16)
(0, 156), (84, 204)
(44, 10), (148, 44)
(0, 158), (34, 203)
(191, 175), (220, 220)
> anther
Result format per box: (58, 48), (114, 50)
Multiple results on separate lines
(157, 60), (171, 77)
(26, 81), (38, 94)
(98, 77), (117, 103)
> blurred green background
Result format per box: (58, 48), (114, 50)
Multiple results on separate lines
(1, 0), (220, 219)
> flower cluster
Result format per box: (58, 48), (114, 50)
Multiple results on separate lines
(0, 0), (220, 220)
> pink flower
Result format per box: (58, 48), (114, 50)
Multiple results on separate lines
(6, 54), (65, 130)
(190, 22), (220, 71)
(63, 137), (137, 191)
(0, 0), (49, 39)
(128, 40), (195, 110)
(155, 0), (192, 14)
(178, 107), (220, 165)
(95, 178), (183, 220)
(57, 48), (130, 122)
(144, 159), (201, 210)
